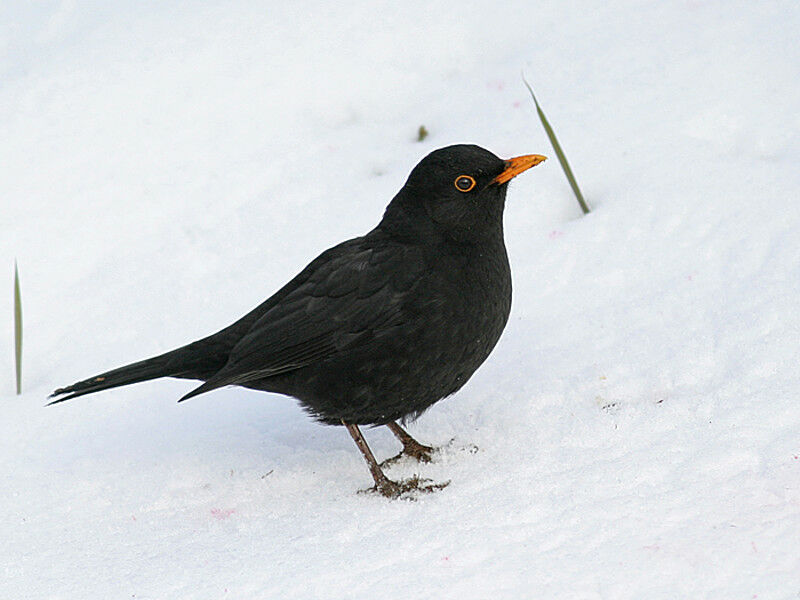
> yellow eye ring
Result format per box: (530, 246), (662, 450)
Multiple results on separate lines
(454, 175), (476, 192)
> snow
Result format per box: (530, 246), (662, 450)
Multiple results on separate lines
(2, 1), (800, 598)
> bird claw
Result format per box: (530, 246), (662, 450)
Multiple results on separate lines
(361, 475), (450, 499)
(379, 444), (436, 468)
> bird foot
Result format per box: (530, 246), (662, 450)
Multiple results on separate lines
(379, 443), (436, 468)
(380, 446), (437, 469)
(361, 475), (450, 499)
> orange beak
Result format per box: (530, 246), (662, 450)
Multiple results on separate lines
(492, 154), (547, 185)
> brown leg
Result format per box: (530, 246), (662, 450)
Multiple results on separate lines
(385, 421), (434, 463)
(343, 421), (401, 498)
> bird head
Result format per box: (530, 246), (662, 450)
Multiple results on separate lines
(381, 144), (546, 244)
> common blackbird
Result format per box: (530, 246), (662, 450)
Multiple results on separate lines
(50, 144), (546, 497)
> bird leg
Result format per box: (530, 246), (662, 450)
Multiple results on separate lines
(343, 421), (402, 498)
(385, 421), (434, 463)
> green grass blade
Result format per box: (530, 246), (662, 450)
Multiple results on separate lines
(14, 261), (22, 395)
(522, 77), (590, 215)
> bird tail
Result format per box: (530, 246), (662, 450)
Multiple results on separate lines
(48, 349), (186, 405)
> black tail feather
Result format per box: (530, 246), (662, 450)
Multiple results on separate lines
(48, 352), (180, 405)
(49, 321), (250, 406)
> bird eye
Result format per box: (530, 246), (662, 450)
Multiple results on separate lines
(454, 175), (476, 192)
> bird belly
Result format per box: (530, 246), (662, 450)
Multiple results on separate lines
(254, 251), (512, 425)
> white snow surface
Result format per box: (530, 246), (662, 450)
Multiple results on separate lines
(2, 1), (800, 598)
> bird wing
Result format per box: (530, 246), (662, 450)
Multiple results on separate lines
(178, 237), (426, 401)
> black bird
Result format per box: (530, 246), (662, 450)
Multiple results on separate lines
(50, 145), (546, 497)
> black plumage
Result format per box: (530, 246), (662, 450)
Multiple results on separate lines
(50, 144), (545, 496)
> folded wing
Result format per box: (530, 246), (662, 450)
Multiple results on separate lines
(178, 237), (425, 401)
